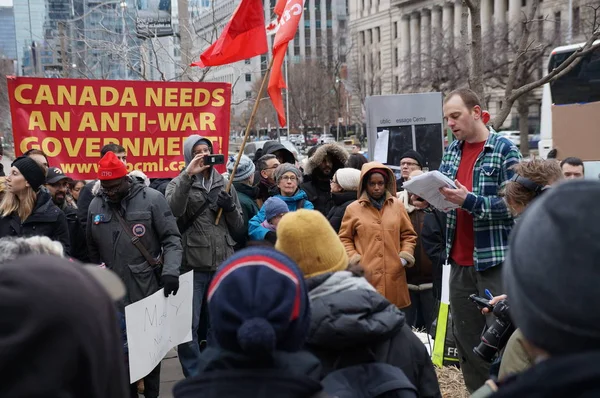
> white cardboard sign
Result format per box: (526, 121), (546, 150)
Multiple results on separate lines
(125, 271), (193, 383)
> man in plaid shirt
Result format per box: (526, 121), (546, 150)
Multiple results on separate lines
(413, 88), (521, 392)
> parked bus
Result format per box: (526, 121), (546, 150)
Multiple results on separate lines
(539, 41), (600, 167)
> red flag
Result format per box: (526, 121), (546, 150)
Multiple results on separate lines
(192, 0), (268, 67)
(267, 0), (305, 127)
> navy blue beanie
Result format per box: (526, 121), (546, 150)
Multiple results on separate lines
(207, 247), (310, 356)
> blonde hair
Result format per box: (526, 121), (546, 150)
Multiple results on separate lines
(0, 186), (37, 222)
(504, 160), (563, 211)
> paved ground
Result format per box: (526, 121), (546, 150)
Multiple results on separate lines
(157, 349), (184, 398)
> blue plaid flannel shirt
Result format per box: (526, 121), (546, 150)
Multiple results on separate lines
(439, 129), (522, 271)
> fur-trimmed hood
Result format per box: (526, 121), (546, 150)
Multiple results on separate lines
(304, 143), (349, 176)
(91, 170), (150, 196)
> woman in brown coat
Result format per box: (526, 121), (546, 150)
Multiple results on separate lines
(338, 162), (417, 308)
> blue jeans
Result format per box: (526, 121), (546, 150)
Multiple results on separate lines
(178, 270), (215, 378)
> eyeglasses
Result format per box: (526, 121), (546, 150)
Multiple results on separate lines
(280, 175), (297, 182)
(263, 164), (280, 170)
(400, 161), (420, 167)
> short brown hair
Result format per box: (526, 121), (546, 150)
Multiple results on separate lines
(445, 88), (482, 110)
(504, 160), (563, 210)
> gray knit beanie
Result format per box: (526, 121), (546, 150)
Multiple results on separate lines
(274, 164), (302, 184)
(504, 180), (600, 355)
(227, 155), (255, 182)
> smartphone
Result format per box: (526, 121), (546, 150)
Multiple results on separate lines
(204, 154), (225, 166)
(469, 294), (494, 312)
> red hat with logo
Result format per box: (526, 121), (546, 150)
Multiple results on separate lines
(98, 151), (128, 181)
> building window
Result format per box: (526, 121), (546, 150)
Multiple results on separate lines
(245, 59), (251, 65)
(521, 0), (526, 7)
(340, 54), (346, 63)
(368, 29), (373, 44)
(394, 21), (398, 38)
(246, 91), (252, 99)
(573, 7), (580, 36)
(377, 51), (381, 69)
(340, 37), (346, 46)
(395, 75), (399, 92)
(245, 73), (252, 82)
(362, 55), (366, 72)
(394, 47), (398, 67)
(361, 0), (364, 10)
(339, 20), (346, 29)
(360, 31), (365, 46)
(554, 11), (561, 39)
(375, 27), (380, 42)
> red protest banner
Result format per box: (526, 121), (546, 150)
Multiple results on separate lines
(7, 77), (231, 179)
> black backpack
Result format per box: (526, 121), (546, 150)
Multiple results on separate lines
(321, 363), (418, 398)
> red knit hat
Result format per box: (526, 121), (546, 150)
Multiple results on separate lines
(98, 151), (128, 180)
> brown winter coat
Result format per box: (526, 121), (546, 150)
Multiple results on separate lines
(338, 162), (417, 308)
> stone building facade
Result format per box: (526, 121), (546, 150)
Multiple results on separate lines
(348, 0), (596, 129)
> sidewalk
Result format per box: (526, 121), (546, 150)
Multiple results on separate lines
(132, 349), (184, 398)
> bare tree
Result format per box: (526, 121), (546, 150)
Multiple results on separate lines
(0, 57), (13, 136)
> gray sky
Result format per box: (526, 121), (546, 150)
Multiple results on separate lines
(0, 0), (12, 6)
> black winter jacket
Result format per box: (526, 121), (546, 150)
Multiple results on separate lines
(173, 348), (326, 398)
(0, 189), (71, 255)
(326, 191), (356, 233)
(61, 203), (88, 262)
(490, 352), (600, 398)
(300, 178), (333, 216)
(420, 210), (446, 300)
(305, 271), (441, 398)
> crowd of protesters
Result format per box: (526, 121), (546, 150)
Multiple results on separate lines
(0, 87), (596, 398)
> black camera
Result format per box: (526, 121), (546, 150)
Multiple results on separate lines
(469, 294), (515, 362)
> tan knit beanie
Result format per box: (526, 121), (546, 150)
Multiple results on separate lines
(275, 209), (348, 278)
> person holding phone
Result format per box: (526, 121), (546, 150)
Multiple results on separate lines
(166, 134), (244, 378)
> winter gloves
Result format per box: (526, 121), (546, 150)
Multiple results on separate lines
(162, 275), (179, 297)
(217, 191), (236, 212)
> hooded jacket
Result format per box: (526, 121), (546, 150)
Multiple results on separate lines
(0, 189), (71, 256)
(166, 135), (244, 272)
(87, 179), (182, 305)
(263, 141), (296, 165)
(248, 189), (314, 240)
(300, 143), (349, 216)
(173, 348), (325, 398)
(305, 271), (441, 398)
(338, 163), (417, 308)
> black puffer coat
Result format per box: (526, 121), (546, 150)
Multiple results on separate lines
(305, 271), (441, 398)
(0, 189), (71, 255)
(326, 191), (356, 233)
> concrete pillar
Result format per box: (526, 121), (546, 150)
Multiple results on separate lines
(481, 0), (493, 38)
(431, 6), (443, 55)
(400, 14), (411, 79)
(454, 0), (463, 42)
(509, 0), (522, 43)
(421, 9), (431, 79)
(442, 2), (454, 49)
(411, 12), (421, 80)
(495, 0), (507, 49)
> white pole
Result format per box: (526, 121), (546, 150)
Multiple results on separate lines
(284, 53), (290, 135)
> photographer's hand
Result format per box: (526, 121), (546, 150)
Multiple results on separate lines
(186, 154), (210, 176)
(482, 294), (508, 314)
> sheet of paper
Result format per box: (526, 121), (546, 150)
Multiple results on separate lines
(373, 129), (389, 163)
(125, 271), (193, 383)
(441, 261), (451, 305)
(402, 170), (459, 212)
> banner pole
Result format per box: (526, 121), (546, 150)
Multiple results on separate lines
(216, 54), (276, 225)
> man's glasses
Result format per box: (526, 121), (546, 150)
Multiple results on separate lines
(263, 165), (280, 170)
(400, 161), (420, 167)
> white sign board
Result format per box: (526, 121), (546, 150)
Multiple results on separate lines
(125, 271), (193, 383)
(366, 92), (445, 171)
